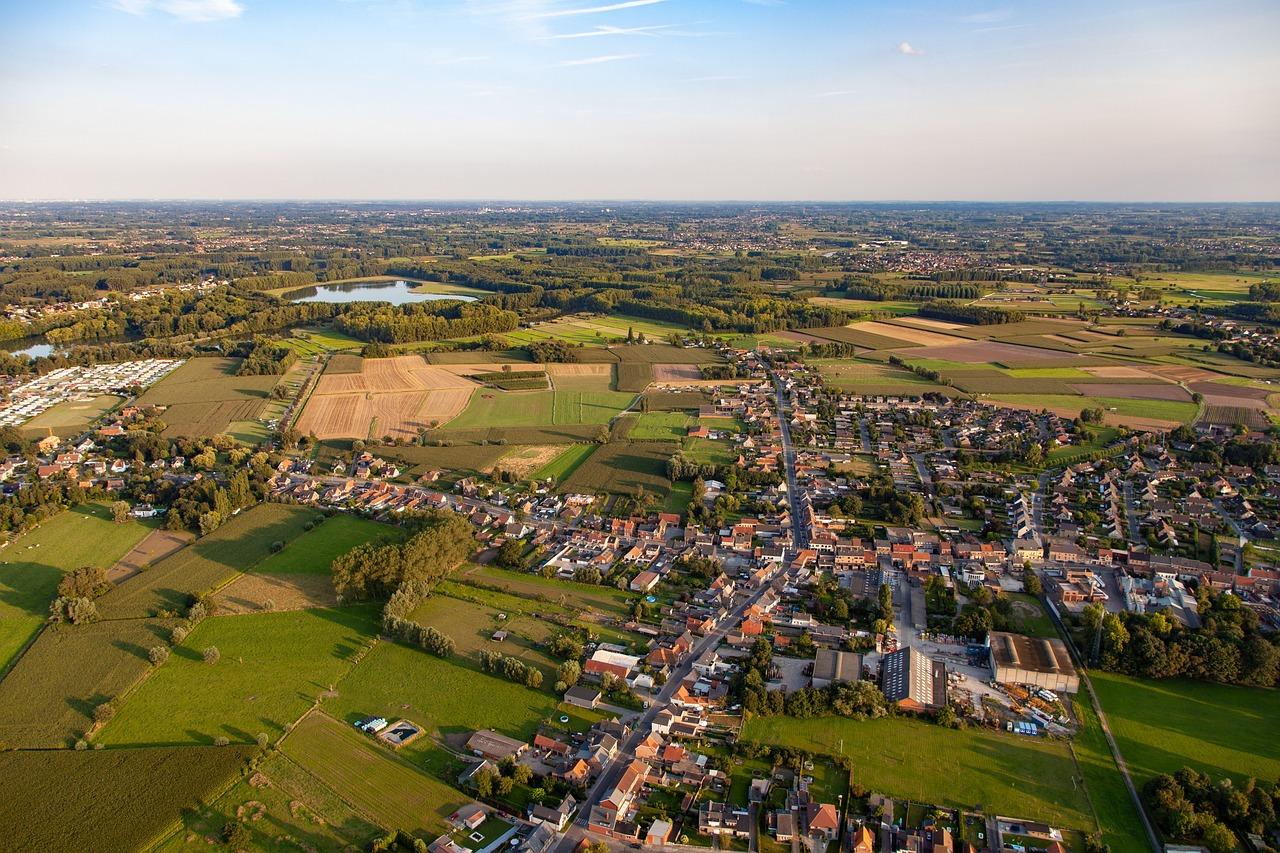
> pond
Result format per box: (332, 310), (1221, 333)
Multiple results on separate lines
(6, 341), (56, 359)
(282, 279), (476, 306)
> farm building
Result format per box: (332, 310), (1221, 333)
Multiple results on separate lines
(988, 631), (1080, 694)
(811, 649), (862, 688)
(880, 647), (947, 712)
(465, 729), (528, 761)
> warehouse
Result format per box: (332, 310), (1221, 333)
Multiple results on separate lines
(988, 631), (1080, 694)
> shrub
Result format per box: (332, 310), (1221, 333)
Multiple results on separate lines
(203, 646), (220, 664)
(214, 736), (231, 747)
(148, 645), (170, 665)
(92, 702), (116, 725)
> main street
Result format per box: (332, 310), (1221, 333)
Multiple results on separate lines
(773, 372), (811, 550)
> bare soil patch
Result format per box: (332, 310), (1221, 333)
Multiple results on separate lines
(1189, 380), (1271, 403)
(108, 529), (194, 584)
(1145, 365), (1218, 383)
(212, 573), (338, 614)
(856, 321), (962, 346)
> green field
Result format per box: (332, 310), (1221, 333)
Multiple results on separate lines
(559, 440), (676, 497)
(411, 593), (558, 683)
(664, 479), (694, 515)
(283, 326), (365, 355)
(743, 715), (1095, 830)
(19, 394), (123, 437)
(135, 357), (280, 438)
(459, 563), (634, 618)
(281, 711), (469, 837)
(682, 436), (735, 465)
(100, 604), (379, 746)
(631, 411), (692, 440)
(99, 503), (317, 619)
(444, 389), (634, 430)
(986, 394), (1198, 424)
(1091, 671), (1280, 788)
(0, 502), (157, 671)
(813, 359), (950, 395)
(0, 744), (255, 852)
(364, 442), (510, 475)
(1072, 693), (1151, 853)
(250, 515), (399, 574)
(533, 443), (597, 482)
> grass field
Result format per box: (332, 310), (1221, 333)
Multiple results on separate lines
(559, 440), (676, 496)
(99, 503), (318, 619)
(19, 394), (123, 437)
(664, 480), (693, 515)
(459, 564), (634, 618)
(682, 436), (736, 465)
(533, 443), (597, 482)
(1071, 693), (1151, 853)
(743, 715), (1095, 830)
(1091, 671), (1280, 788)
(498, 314), (689, 347)
(281, 711), (469, 838)
(813, 359), (951, 395)
(411, 593), (558, 683)
(283, 326), (365, 355)
(444, 389), (634, 430)
(0, 502), (157, 672)
(0, 744), (255, 852)
(362, 442), (510, 475)
(631, 411), (692, 440)
(99, 604), (379, 746)
(135, 357), (279, 438)
(249, 515), (399, 574)
(986, 394), (1198, 425)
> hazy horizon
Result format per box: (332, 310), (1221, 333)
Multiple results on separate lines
(3, 0), (1277, 202)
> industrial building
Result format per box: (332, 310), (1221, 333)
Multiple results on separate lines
(988, 631), (1080, 694)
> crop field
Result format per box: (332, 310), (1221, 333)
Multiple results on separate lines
(425, 349), (534, 364)
(631, 411), (692, 440)
(986, 394), (1199, 428)
(0, 617), (176, 746)
(643, 389), (714, 411)
(445, 388), (634, 429)
(612, 343), (723, 364)
(19, 394), (123, 437)
(136, 357), (279, 438)
(0, 502), (157, 672)
(297, 355), (479, 439)
(249, 515), (399, 574)
(99, 503), (317, 619)
(1091, 671), (1280, 789)
(499, 314), (686, 346)
(1203, 404), (1269, 428)
(423, 424), (603, 445)
(100, 604), (379, 746)
(743, 715), (1095, 831)
(213, 571), (339, 614)
(559, 440), (676, 496)
(328, 640), (559, 747)
(108, 528), (193, 585)
(366, 442), (510, 474)
(283, 327), (365, 355)
(155, 750), (380, 853)
(459, 564), (633, 618)
(533, 443), (597, 482)
(617, 362), (654, 391)
(325, 353), (364, 374)
(651, 363), (706, 382)
(812, 360), (948, 394)
(790, 326), (915, 350)
(0, 745), (255, 852)
(546, 363), (614, 391)
(281, 711), (469, 838)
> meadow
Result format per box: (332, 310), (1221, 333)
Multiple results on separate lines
(742, 715), (1096, 831)
(19, 394), (123, 437)
(281, 711), (469, 838)
(443, 388), (634, 430)
(559, 440), (676, 497)
(1090, 671), (1280, 788)
(410, 593), (559, 684)
(0, 502), (157, 672)
(249, 515), (399, 574)
(1071, 694), (1151, 853)
(986, 394), (1199, 425)
(458, 563), (634, 619)
(135, 357), (279, 438)
(631, 411), (692, 440)
(0, 744), (255, 852)
(99, 604), (379, 746)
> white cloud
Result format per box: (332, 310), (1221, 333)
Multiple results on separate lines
(540, 23), (671, 38)
(523, 0), (665, 20)
(556, 52), (644, 66)
(111, 0), (245, 22)
(897, 41), (924, 56)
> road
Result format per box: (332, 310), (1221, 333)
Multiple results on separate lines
(910, 452), (936, 515)
(1212, 497), (1247, 573)
(772, 373), (811, 550)
(1121, 479), (1144, 547)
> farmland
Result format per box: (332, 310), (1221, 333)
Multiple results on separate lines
(18, 393), (122, 437)
(99, 604), (379, 746)
(1091, 671), (1280, 788)
(559, 440), (677, 496)
(0, 502), (157, 672)
(546, 362), (615, 391)
(281, 711), (469, 838)
(249, 515), (399, 574)
(631, 410), (693, 440)
(0, 745), (256, 852)
(135, 357), (279, 438)
(444, 388), (634, 430)
(813, 359), (951, 395)
(743, 715), (1096, 831)
(533, 443), (597, 482)
(296, 354), (478, 440)
(459, 563), (634, 618)
(986, 394), (1199, 427)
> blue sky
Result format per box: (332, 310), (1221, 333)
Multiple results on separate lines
(1, 0), (1276, 200)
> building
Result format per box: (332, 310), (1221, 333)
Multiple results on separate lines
(563, 684), (603, 709)
(880, 647), (947, 712)
(465, 729), (527, 761)
(811, 648), (862, 688)
(988, 631), (1080, 694)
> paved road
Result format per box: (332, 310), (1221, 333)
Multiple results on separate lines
(772, 373), (811, 550)
(1121, 479), (1144, 547)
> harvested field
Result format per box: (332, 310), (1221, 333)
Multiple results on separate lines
(297, 354), (478, 439)
(1146, 364), (1219, 382)
(107, 528), (193, 584)
(213, 572), (339, 614)
(801, 326), (914, 349)
(1067, 383), (1192, 401)
(652, 363), (705, 382)
(135, 357), (277, 438)
(1189, 380), (1271, 403)
(616, 362), (653, 392)
(891, 317), (965, 331)
(494, 444), (566, 477)
(856, 320), (964, 346)
(643, 389), (713, 411)
(324, 354), (364, 374)
(611, 344), (722, 364)
(908, 341), (1077, 364)
(1081, 366), (1159, 379)
(546, 363), (615, 391)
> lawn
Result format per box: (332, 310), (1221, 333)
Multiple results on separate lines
(99, 604), (379, 746)
(664, 480), (694, 515)
(0, 744), (255, 852)
(280, 711), (469, 838)
(249, 515), (400, 574)
(743, 715), (1095, 830)
(631, 411), (692, 440)
(327, 640), (558, 745)
(1006, 593), (1059, 638)
(0, 502), (157, 672)
(533, 443), (597, 483)
(99, 503), (318, 619)
(1090, 671), (1280, 788)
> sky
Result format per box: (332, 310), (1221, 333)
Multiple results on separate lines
(1, 0), (1277, 201)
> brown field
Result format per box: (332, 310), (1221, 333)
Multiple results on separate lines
(107, 528), (193, 584)
(1189, 380), (1271, 404)
(1068, 383), (1192, 401)
(546, 363), (615, 391)
(1203, 405), (1269, 429)
(545, 364), (613, 377)
(911, 341), (1077, 364)
(891, 317), (965, 331)
(652, 363), (705, 382)
(1145, 364), (1219, 383)
(437, 363), (545, 377)
(494, 444), (565, 477)
(856, 321), (962, 346)
(212, 572), (337, 614)
(297, 355), (479, 439)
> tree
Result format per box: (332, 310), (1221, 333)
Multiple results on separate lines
(93, 700), (116, 725)
(203, 645), (220, 664)
(148, 645), (170, 665)
(110, 500), (131, 524)
(222, 820), (250, 847)
(1023, 568), (1042, 596)
(557, 659), (581, 687)
(58, 565), (112, 599)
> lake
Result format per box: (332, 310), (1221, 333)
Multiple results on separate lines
(6, 341), (55, 359)
(282, 279), (476, 305)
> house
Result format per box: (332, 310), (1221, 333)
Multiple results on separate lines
(807, 802), (841, 842)
(465, 729), (527, 761)
(853, 825), (877, 853)
(36, 435), (61, 454)
(630, 570), (660, 593)
(528, 794), (576, 830)
(130, 503), (159, 519)
(646, 819), (673, 847)
(449, 803), (488, 831)
(698, 802), (751, 839)
(564, 685), (603, 709)
(585, 650), (641, 681)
